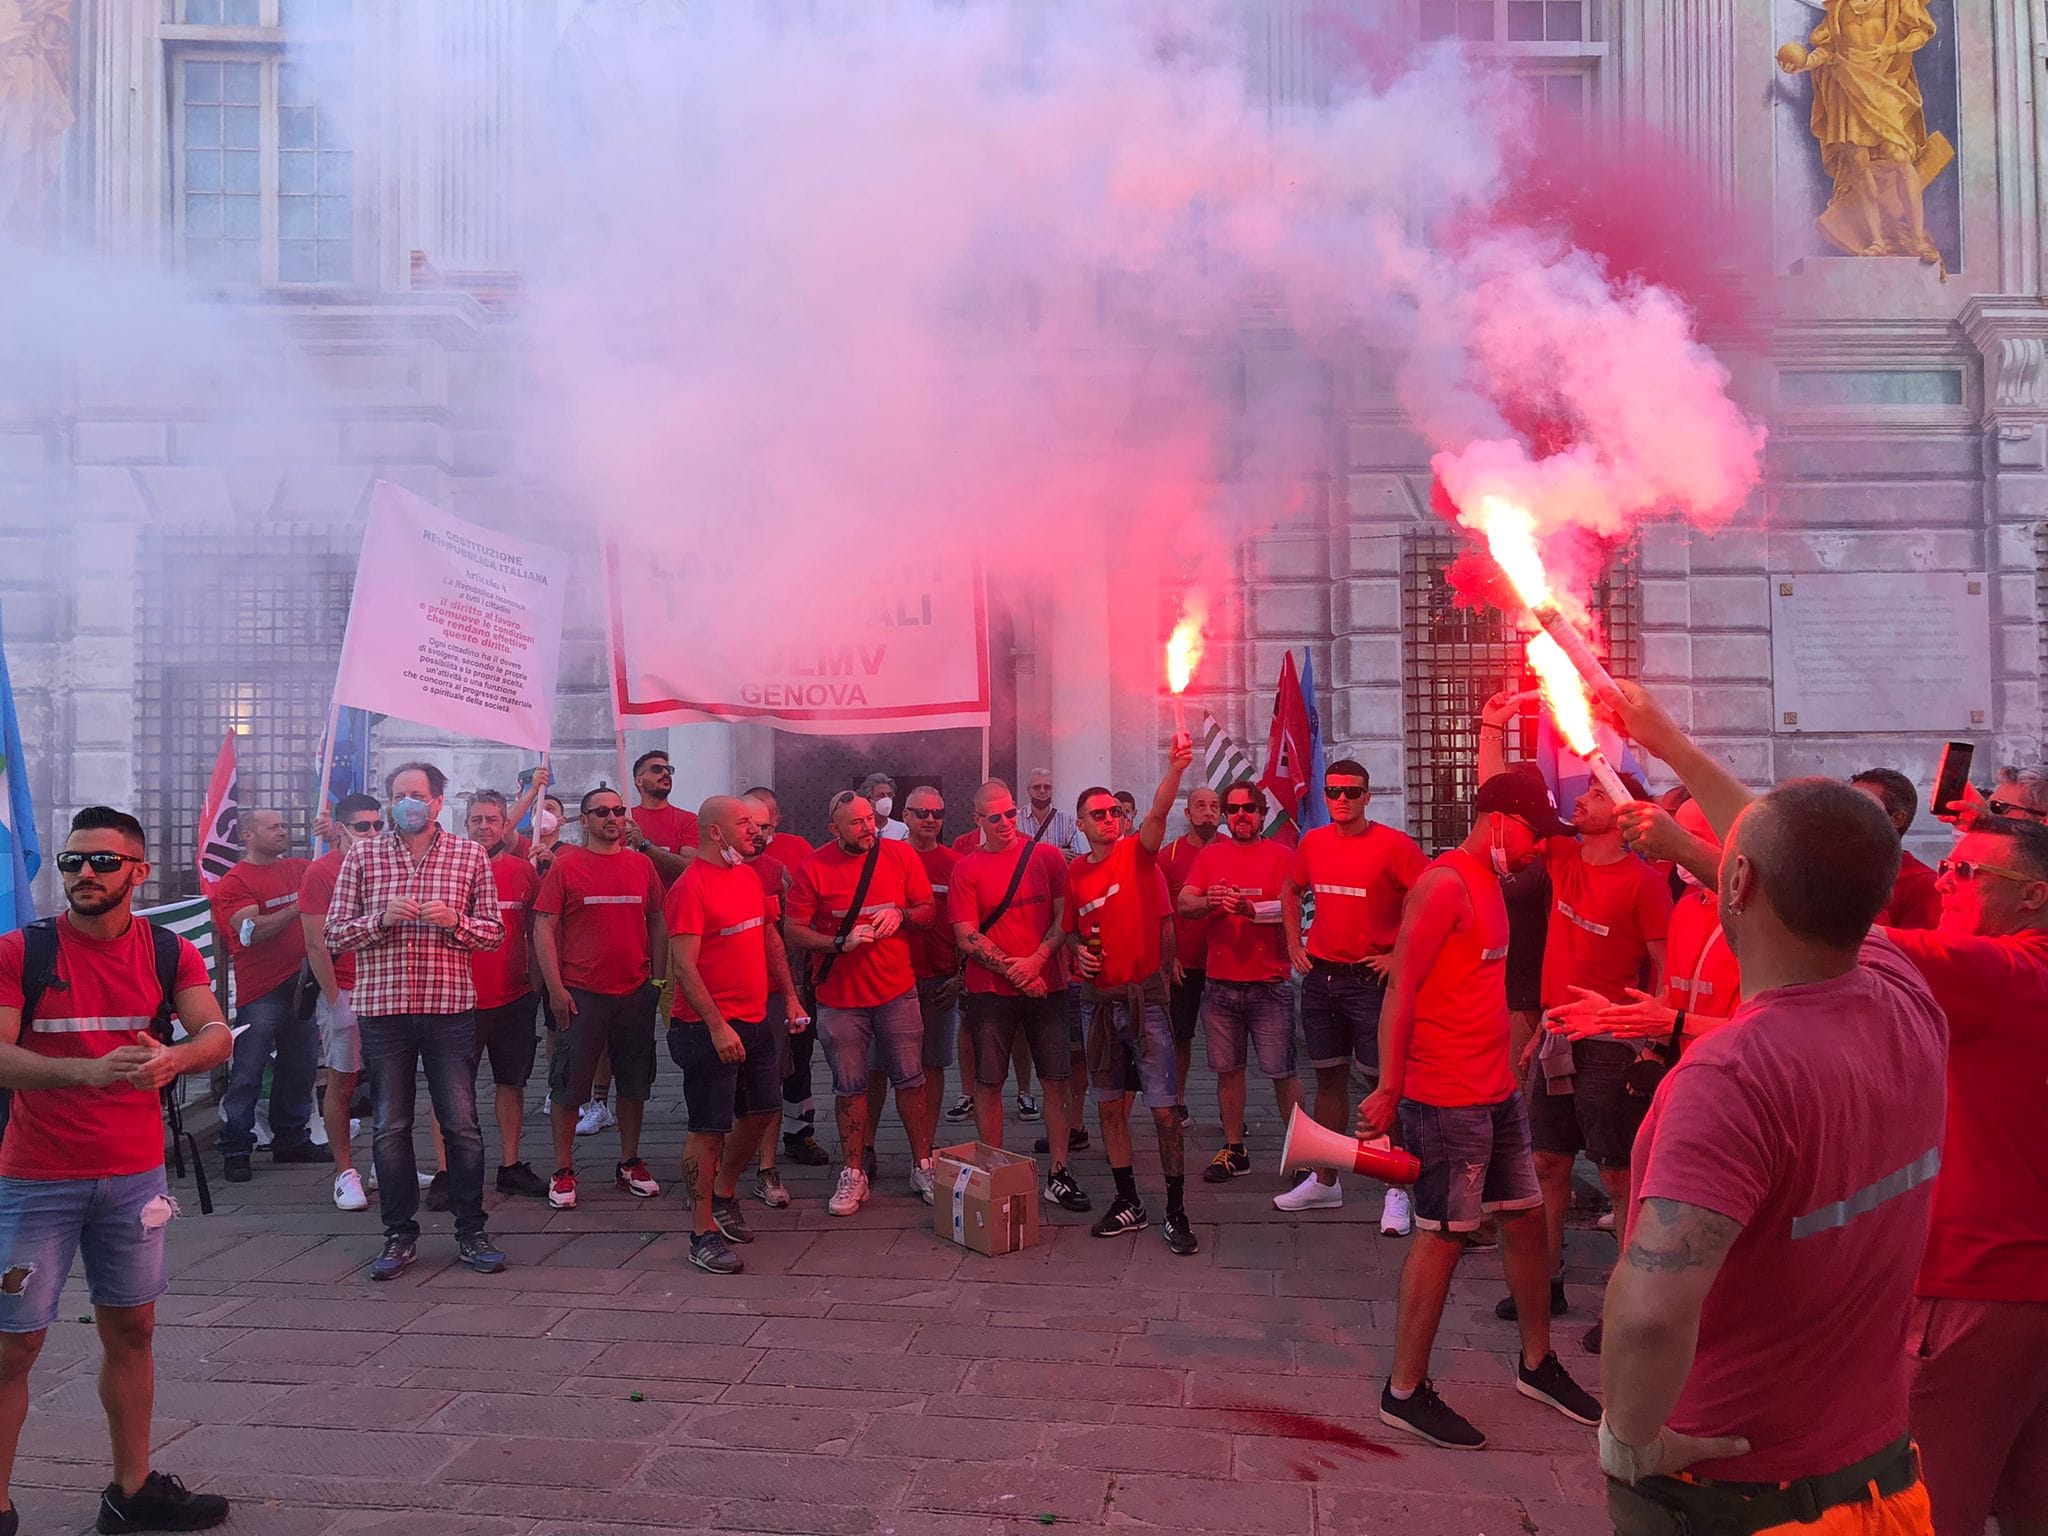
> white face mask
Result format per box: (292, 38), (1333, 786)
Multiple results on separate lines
(1489, 815), (1510, 878)
(719, 842), (745, 867)
(536, 810), (560, 836)
(872, 796), (893, 819)
(1676, 862), (1707, 891)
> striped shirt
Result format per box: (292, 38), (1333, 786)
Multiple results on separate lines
(325, 829), (504, 1018)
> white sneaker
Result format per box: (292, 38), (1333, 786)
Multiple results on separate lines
(348, 1117), (362, 1141)
(576, 1100), (614, 1136)
(307, 1114), (330, 1148)
(1380, 1186), (1414, 1236)
(828, 1166), (870, 1217)
(363, 1165), (378, 1193)
(252, 1103), (274, 1150)
(541, 1094), (552, 1115)
(416, 1170), (436, 1188)
(332, 1169), (368, 1211)
(1274, 1174), (1344, 1212)
(909, 1159), (935, 1206)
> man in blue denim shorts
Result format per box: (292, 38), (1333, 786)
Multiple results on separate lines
(1063, 741), (1197, 1254)
(1178, 784), (1303, 1184)
(0, 806), (236, 1533)
(1358, 771), (1600, 1452)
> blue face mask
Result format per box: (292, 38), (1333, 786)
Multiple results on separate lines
(393, 795), (434, 835)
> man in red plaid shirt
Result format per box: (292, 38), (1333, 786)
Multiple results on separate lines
(326, 761), (510, 1282)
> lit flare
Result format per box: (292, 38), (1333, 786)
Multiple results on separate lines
(1166, 607), (1205, 736)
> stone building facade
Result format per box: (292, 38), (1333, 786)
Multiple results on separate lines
(2, 0), (2043, 906)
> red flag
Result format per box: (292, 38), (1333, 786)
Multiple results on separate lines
(195, 732), (240, 891)
(1259, 651), (1313, 832)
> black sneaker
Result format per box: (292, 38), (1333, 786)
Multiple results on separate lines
(1032, 1130), (1088, 1154)
(1582, 1321), (1603, 1355)
(1017, 1093), (1041, 1121)
(782, 1131), (831, 1166)
(495, 1161), (548, 1199)
(270, 1140), (328, 1165)
(944, 1094), (976, 1122)
(689, 1231), (744, 1275)
(423, 1171), (452, 1213)
(1201, 1145), (1250, 1184)
(1495, 1277), (1568, 1321)
(711, 1196), (754, 1245)
(1089, 1196), (1148, 1238)
(368, 1236), (416, 1282)
(96, 1471), (228, 1532)
(1378, 1380), (1485, 1450)
(457, 1232), (508, 1275)
(1517, 1351), (1600, 1425)
(1162, 1209), (1198, 1257)
(1045, 1165), (1092, 1212)
(221, 1154), (251, 1185)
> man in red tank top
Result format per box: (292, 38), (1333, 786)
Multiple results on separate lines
(1359, 768), (1602, 1451)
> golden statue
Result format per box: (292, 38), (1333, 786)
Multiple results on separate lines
(1777, 0), (1952, 268)
(0, 0), (74, 245)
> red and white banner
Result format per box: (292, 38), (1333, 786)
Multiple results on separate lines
(604, 542), (990, 736)
(332, 483), (567, 751)
(195, 731), (239, 892)
(1260, 650), (1313, 831)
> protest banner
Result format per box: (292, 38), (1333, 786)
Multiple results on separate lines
(604, 542), (989, 736)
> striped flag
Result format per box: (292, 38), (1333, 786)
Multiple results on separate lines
(195, 732), (239, 892)
(136, 894), (227, 1029)
(1194, 711), (1290, 837)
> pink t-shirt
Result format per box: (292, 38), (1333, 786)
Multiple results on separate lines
(1633, 931), (1946, 1483)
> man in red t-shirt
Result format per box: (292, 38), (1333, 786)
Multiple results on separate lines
(464, 791), (546, 1201)
(623, 748), (699, 886)
(1179, 783), (1302, 1184)
(0, 805), (235, 1531)
(301, 792), (382, 1210)
(1062, 740), (1194, 1253)
(1280, 758), (1426, 1224)
(784, 791), (937, 1215)
(1160, 785), (1220, 1105)
(1358, 769), (1599, 1450)
(738, 787), (824, 1169)
(210, 806), (320, 1181)
(951, 779), (1091, 1213)
(893, 785), (962, 1172)
(1881, 822), (2048, 1536)
(534, 787), (668, 1211)
(1852, 768), (1942, 930)
(1597, 682), (1942, 1534)
(666, 797), (808, 1276)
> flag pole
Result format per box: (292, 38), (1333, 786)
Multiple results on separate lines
(614, 725), (631, 799)
(980, 722), (990, 784)
(312, 699), (341, 852)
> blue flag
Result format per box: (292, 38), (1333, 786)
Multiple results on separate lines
(1534, 713), (1647, 810)
(1299, 647), (1331, 831)
(0, 607), (42, 932)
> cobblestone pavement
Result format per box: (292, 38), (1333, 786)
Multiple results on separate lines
(12, 1076), (1615, 1535)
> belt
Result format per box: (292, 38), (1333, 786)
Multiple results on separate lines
(1309, 958), (1387, 979)
(1608, 1436), (1919, 1536)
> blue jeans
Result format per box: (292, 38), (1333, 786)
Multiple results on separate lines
(360, 1011), (486, 1241)
(0, 1169), (170, 1332)
(818, 989), (926, 1097)
(1397, 1091), (1543, 1234)
(1201, 978), (1297, 1079)
(218, 978), (318, 1157)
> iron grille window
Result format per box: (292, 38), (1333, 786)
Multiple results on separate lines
(1401, 527), (1637, 852)
(2037, 522), (2047, 693)
(137, 525), (359, 901)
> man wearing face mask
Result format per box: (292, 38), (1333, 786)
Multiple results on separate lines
(785, 791), (937, 1213)
(860, 774), (910, 843)
(534, 787), (668, 1212)
(463, 792), (547, 1200)
(300, 792), (381, 1211)
(1359, 768), (1601, 1451)
(325, 762), (509, 1282)
(1020, 768), (1082, 856)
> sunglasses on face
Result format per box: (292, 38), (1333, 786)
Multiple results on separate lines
(584, 806), (628, 820)
(1224, 803), (1259, 815)
(346, 819), (383, 834)
(1938, 858), (2032, 884)
(57, 851), (144, 875)
(1084, 807), (1120, 822)
(983, 807), (1018, 823)
(1324, 785), (1366, 801)
(907, 807), (944, 819)
(1986, 799), (2045, 821)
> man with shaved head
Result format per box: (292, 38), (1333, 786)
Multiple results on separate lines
(666, 798), (807, 1273)
(1596, 681), (1945, 1535)
(210, 806), (320, 1183)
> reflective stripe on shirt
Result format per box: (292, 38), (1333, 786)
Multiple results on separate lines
(717, 916), (766, 938)
(581, 896), (643, 906)
(1076, 883), (1123, 918)
(1480, 945), (1509, 962)
(31, 1014), (151, 1035)
(1311, 884), (1373, 899)
(1790, 1147), (1941, 1241)
(1556, 900), (1611, 938)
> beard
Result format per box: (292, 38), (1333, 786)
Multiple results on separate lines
(67, 879), (130, 916)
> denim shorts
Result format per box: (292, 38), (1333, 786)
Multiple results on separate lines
(0, 1168), (171, 1332)
(1299, 965), (1386, 1077)
(964, 991), (1071, 1085)
(1397, 1092), (1544, 1234)
(1525, 1038), (1650, 1170)
(1080, 980), (1179, 1111)
(914, 976), (958, 1070)
(315, 988), (362, 1074)
(1202, 977), (1297, 1079)
(668, 1019), (779, 1136)
(819, 989), (926, 1098)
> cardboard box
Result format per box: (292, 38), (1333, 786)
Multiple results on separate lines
(933, 1141), (1041, 1256)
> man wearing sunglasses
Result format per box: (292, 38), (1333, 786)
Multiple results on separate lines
(1849, 769), (1941, 931)
(1179, 783), (1302, 1184)
(1357, 769), (1600, 1450)
(1278, 760), (1427, 1228)
(534, 787), (668, 1212)
(209, 806), (322, 1186)
(1160, 786), (1223, 1110)
(1873, 823), (2048, 1536)
(624, 750), (698, 886)
(300, 792), (382, 1211)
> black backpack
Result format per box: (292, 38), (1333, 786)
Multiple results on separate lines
(13, 918), (214, 1214)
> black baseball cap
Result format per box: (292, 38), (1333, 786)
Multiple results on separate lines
(1473, 768), (1575, 838)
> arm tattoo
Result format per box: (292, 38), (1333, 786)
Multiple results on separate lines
(1623, 1197), (1743, 1273)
